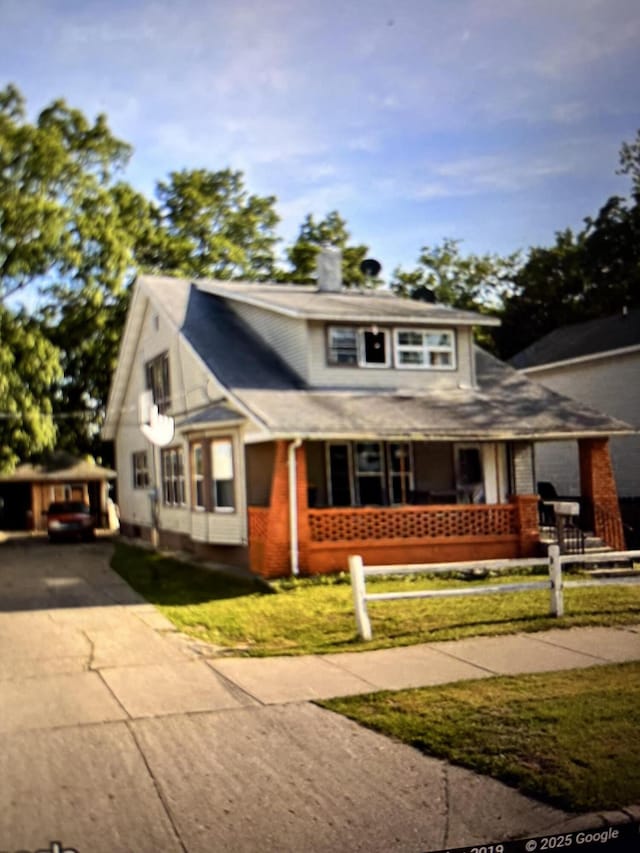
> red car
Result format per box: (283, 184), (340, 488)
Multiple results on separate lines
(47, 501), (96, 542)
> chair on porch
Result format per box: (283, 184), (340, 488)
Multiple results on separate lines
(537, 481), (558, 526)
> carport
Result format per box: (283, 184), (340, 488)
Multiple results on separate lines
(0, 453), (116, 531)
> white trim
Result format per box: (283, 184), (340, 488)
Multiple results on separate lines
(393, 328), (456, 371)
(199, 281), (499, 326)
(519, 343), (640, 375)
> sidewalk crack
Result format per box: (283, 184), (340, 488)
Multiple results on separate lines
(442, 762), (452, 848)
(126, 721), (189, 853)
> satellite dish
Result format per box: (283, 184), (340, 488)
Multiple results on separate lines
(360, 258), (382, 278)
(139, 392), (175, 447)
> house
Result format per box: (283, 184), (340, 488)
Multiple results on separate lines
(103, 257), (633, 578)
(511, 308), (640, 546)
(0, 452), (117, 531)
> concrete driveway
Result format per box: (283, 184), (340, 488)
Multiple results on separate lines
(0, 539), (619, 853)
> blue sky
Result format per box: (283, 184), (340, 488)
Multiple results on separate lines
(2, 0), (639, 279)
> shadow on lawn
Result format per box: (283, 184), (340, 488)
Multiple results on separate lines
(110, 542), (272, 606)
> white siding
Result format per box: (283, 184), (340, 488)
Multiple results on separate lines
(231, 302), (309, 381)
(113, 298), (246, 544)
(526, 351), (640, 497)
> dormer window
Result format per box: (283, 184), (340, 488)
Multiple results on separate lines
(327, 326), (390, 368)
(394, 329), (456, 370)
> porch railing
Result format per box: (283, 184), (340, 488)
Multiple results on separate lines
(308, 504), (518, 543)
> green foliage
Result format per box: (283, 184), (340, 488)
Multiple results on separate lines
(0, 306), (62, 470)
(110, 543), (640, 656)
(391, 238), (520, 350)
(0, 83), (132, 303)
(497, 195), (640, 359)
(285, 210), (372, 287)
(323, 662), (640, 812)
(618, 127), (640, 197)
(148, 168), (280, 280)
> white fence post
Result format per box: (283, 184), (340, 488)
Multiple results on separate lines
(548, 544), (564, 617)
(349, 555), (372, 641)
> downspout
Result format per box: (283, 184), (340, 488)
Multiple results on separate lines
(288, 438), (302, 577)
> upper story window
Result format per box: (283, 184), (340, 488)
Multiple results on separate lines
(327, 326), (390, 368)
(394, 329), (456, 370)
(145, 352), (171, 413)
(132, 451), (150, 489)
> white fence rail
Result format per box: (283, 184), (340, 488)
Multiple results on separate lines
(349, 548), (640, 641)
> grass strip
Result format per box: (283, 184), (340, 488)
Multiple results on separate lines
(110, 542), (640, 656)
(321, 662), (640, 812)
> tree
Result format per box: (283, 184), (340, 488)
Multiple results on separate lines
(285, 211), (372, 286)
(494, 229), (587, 358)
(391, 238), (519, 310)
(618, 128), (640, 197)
(496, 195), (640, 360)
(391, 239), (520, 350)
(0, 307), (62, 471)
(0, 84), (133, 304)
(0, 84), (148, 456)
(148, 168), (280, 280)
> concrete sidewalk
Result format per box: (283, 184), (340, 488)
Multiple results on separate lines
(1, 540), (639, 853)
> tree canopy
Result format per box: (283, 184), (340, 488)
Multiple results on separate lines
(285, 211), (372, 287)
(0, 306), (61, 470)
(145, 168), (280, 280)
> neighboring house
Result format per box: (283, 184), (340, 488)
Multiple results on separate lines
(511, 309), (640, 547)
(512, 309), (640, 497)
(103, 260), (632, 578)
(0, 452), (116, 531)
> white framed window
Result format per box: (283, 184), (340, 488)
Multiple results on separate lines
(327, 326), (390, 368)
(161, 447), (185, 506)
(192, 443), (205, 509)
(211, 438), (235, 511)
(145, 352), (171, 413)
(394, 329), (456, 369)
(132, 451), (150, 489)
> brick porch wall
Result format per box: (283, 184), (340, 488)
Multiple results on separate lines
(247, 441), (542, 578)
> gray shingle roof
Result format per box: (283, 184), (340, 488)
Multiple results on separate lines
(137, 275), (634, 441)
(231, 350), (633, 440)
(177, 404), (245, 429)
(511, 309), (640, 369)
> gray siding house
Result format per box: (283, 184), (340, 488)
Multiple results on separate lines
(512, 309), (640, 498)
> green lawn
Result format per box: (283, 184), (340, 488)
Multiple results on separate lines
(110, 542), (640, 656)
(321, 662), (640, 812)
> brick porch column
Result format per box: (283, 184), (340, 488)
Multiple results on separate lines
(513, 494), (540, 557)
(578, 438), (625, 550)
(295, 443), (311, 575)
(261, 440), (291, 578)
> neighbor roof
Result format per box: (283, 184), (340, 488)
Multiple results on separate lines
(511, 308), (640, 370)
(0, 457), (116, 483)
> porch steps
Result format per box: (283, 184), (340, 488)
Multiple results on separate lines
(539, 528), (614, 555)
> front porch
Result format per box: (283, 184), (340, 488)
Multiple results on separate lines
(246, 437), (625, 579)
